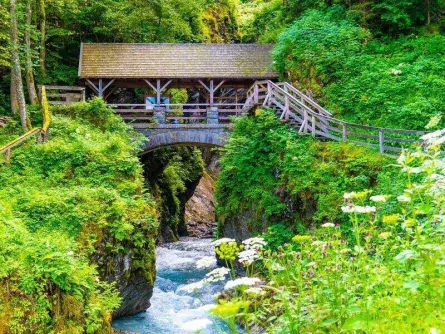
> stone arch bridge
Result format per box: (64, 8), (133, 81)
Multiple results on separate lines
(137, 124), (231, 153)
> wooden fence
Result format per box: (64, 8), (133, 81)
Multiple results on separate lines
(42, 85), (85, 105)
(108, 103), (244, 124)
(0, 86), (51, 164)
(243, 80), (427, 155)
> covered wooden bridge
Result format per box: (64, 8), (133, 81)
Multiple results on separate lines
(78, 43), (277, 127)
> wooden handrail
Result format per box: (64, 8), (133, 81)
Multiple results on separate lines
(0, 86), (51, 164)
(242, 80), (428, 155)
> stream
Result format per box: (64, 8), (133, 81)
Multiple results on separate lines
(113, 237), (232, 333)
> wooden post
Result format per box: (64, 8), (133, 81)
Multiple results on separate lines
(98, 79), (103, 98)
(311, 115), (316, 137)
(342, 124), (347, 142)
(254, 84), (259, 104)
(379, 130), (385, 154)
(209, 80), (214, 106)
(5, 148), (10, 165)
(81, 88), (86, 102)
(304, 110), (308, 133)
(284, 95), (289, 120)
(156, 79), (161, 105)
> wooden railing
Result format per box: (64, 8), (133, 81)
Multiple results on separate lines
(43, 85), (85, 105)
(0, 86), (51, 164)
(108, 103), (244, 124)
(243, 80), (427, 155)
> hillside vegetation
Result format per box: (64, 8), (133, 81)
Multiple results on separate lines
(0, 100), (159, 332)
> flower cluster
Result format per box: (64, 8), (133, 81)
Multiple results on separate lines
(224, 277), (261, 291)
(196, 256), (217, 269)
(245, 287), (266, 296)
(204, 267), (230, 283)
(213, 238), (235, 247)
(215, 240), (243, 262)
(238, 249), (261, 266)
(292, 235), (311, 243)
(341, 205), (376, 213)
(242, 237), (267, 250)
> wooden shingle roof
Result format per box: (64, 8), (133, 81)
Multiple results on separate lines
(78, 43), (277, 79)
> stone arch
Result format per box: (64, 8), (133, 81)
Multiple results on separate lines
(138, 126), (230, 153)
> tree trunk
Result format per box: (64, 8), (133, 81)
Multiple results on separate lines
(25, 0), (39, 104)
(426, 0), (431, 25)
(39, 0), (46, 75)
(10, 0), (30, 132)
(10, 74), (18, 114)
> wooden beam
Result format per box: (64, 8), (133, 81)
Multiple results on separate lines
(102, 78), (116, 92)
(86, 79), (98, 93)
(156, 79), (161, 104)
(198, 80), (210, 92)
(143, 79), (157, 92)
(98, 79), (103, 97)
(105, 86), (118, 100)
(214, 80), (226, 92)
(160, 79), (172, 92)
(209, 80), (214, 105)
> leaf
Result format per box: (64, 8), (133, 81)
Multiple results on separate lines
(395, 249), (418, 262)
(403, 280), (421, 291)
(342, 314), (369, 331)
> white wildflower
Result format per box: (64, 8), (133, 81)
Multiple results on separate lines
(321, 222), (335, 228)
(203, 267), (230, 283)
(370, 195), (387, 203)
(213, 238), (236, 247)
(421, 129), (445, 141)
(242, 237), (267, 250)
(433, 136), (445, 146)
(354, 206), (376, 213)
(270, 262), (285, 271)
(196, 256), (217, 269)
(245, 287), (266, 296)
(178, 280), (205, 293)
(341, 205), (376, 213)
(390, 68), (402, 75)
(181, 318), (212, 332)
(343, 192), (357, 199)
(224, 277), (261, 291)
(341, 206), (355, 213)
(397, 195), (411, 203)
(238, 249), (261, 266)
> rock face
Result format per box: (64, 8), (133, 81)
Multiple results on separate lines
(185, 172), (216, 238)
(185, 151), (220, 238)
(110, 253), (155, 318)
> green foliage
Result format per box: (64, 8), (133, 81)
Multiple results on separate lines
(216, 109), (391, 234)
(262, 224), (295, 250)
(0, 100), (158, 332)
(142, 147), (204, 241)
(219, 130), (445, 333)
(273, 10), (445, 129)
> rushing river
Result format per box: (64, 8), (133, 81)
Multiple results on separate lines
(113, 237), (232, 333)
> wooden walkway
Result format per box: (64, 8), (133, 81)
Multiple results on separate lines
(243, 81), (427, 155)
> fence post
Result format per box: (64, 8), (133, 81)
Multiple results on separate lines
(285, 95), (289, 120)
(379, 130), (385, 154)
(5, 148), (10, 165)
(207, 106), (219, 124)
(311, 115), (316, 137)
(254, 84), (259, 105)
(153, 106), (166, 124)
(304, 110), (308, 133)
(342, 124), (347, 142)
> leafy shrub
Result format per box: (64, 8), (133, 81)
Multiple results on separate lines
(216, 109), (392, 235)
(0, 100), (158, 332)
(273, 10), (445, 129)
(216, 129), (445, 333)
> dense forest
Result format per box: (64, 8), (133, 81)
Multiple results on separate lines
(0, 0), (444, 332)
